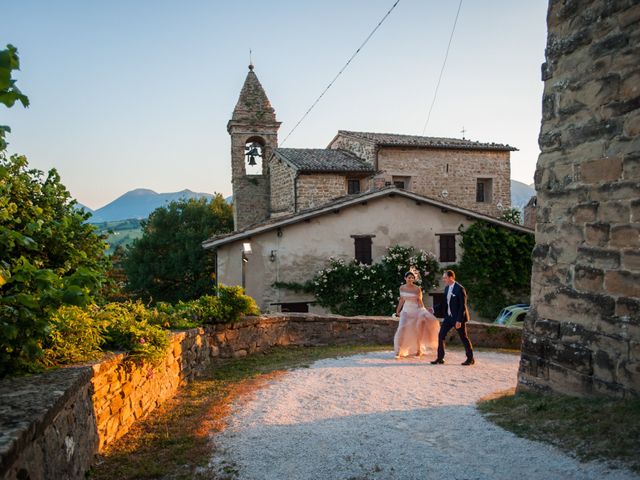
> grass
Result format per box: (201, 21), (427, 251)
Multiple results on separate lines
(88, 344), (387, 480)
(478, 389), (640, 473)
(93, 219), (143, 254)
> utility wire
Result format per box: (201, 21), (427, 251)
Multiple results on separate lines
(281, 0), (401, 146)
(421, 0), (463, 135)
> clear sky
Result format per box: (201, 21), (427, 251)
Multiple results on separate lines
(2, 0), (548, 210)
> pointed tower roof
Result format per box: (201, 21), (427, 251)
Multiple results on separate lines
(229, 65), (277, 128)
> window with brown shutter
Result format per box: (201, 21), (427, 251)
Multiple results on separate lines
(353, 236), (373, 265)
(476, 181), (485, 202)
(439, 234), (456, 262)
(347, 179), (360, 194)
(476, 178), (493, 203)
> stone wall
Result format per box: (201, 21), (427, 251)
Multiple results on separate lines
(269, 156), (296, 215)
(329, 133), (512, 218)
(377, 147), (511, 217)
(1, 315), (521, 480)
(91, 329), (211, 450)
(0, 368), (97, 480)
(296, 174), (347, 211)
(518, 0), (640, 398)
(330, 133), (378, 167)
(0, 329), (211, 480)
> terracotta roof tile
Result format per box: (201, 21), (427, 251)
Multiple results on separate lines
(338, 130), (517, 151)
(274, 148), (375, 173)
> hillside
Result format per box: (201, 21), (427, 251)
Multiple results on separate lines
(93, 219), (143, 255)
(88, 189), (215, 223)
(511, 180), (535, 212)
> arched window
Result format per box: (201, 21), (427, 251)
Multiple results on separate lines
(244, 137), (265, 175)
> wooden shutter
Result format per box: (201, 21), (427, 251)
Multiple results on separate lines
(439, 234), (456, 262)
(354, 236), (373, 265)
(476, 181), (485, 202)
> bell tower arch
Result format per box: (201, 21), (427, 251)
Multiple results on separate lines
(227, 64), (280, 230)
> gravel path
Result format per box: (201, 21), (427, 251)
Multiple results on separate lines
(208, 350), (638, 480)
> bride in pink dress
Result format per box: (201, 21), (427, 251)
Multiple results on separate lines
(393, 271), (440, 358)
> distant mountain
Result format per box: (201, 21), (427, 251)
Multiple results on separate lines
(75, 203), (94, 214)
(88, 188), (215, 223)
(511, 180), (535, 212)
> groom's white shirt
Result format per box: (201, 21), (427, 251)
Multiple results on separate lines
(446, 282), (456, 317)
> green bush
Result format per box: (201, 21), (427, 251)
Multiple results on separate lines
(155, 285), (260, 328)
(455, 215), (534, 319)
(0, 155), (110, 377)
(13, 285), (259, 374)
(99, 301), (170, 365)
(278, 245), (441, 316)
(43, 305), (106, 366)
(214, 285), (260, 323)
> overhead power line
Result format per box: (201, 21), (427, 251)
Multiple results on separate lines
(421, 0), (463, 135)
(281, 0), (401, 146)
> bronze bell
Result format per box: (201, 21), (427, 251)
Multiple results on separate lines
(245, 144), (260, 166)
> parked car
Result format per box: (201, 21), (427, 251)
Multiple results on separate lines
(494, 304), (530, 327)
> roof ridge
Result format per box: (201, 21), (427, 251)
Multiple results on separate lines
(202, 186), (533, 249)
(336, 130), (517, 151)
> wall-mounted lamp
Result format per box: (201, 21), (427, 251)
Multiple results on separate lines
(242, 242), (252, 254)
(496, 202), (504, 211)
(269, 250), (277, 262)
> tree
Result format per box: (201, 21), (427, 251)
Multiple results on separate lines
(0, 45), (110, 376)
(0, 44), (29, 150)
(123, 196), (233, 303)
(0, 155), (111, 375)
(455, 219), (534, 319)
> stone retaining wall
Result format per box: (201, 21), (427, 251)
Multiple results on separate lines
(0, 315), (521, 480)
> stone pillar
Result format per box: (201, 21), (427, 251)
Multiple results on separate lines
(518, 0), (640, 398)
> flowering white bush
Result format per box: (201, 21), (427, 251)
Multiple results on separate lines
(312, 245), (440, 316)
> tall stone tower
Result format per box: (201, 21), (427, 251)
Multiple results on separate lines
(518, 0), (640, 398)
(228, 65), (280, 231)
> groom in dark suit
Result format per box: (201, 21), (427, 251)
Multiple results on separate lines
(428, 270), (475, 365)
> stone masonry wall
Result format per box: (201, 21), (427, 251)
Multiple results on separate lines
(296, 174), (347, 211)
(377, 147), (511, 218)
(1, 315), (521, 480)
(0, 368), (97, 480)
(518, 0), (640, 398)
(330, 134), (378, 167)
(269, 156), (296, 215)
(0, 329), (211, 480)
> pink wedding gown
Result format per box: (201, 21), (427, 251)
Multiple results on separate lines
(393, 291), (440, 357)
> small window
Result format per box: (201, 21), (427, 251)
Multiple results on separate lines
(347, 179), (361, 195)
(476, 182), (485, 202)
(354, 236), (373, 265)
(392, 176), (410, 189)
(280, 302), (309, 313)
(439, 234), (456, 262)
(476, 178), (493, 203)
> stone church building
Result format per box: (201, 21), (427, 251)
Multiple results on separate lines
(206, 65), (530, 315)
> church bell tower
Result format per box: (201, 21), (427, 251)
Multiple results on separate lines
(228, 64), (280, 231)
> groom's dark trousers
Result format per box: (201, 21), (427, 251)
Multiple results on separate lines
(434, 282), (474, 361)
